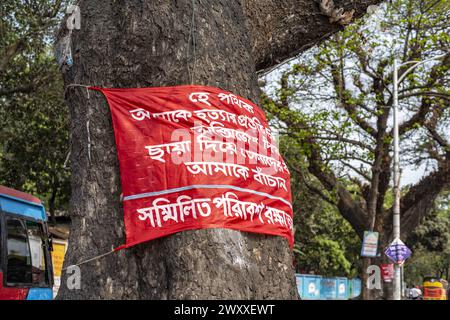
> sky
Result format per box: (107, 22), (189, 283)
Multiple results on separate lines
(261, 4), (445, 188)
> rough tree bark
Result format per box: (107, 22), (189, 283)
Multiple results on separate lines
(57, 0), (382, 299)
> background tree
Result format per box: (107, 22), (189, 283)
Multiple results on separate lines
(262, 0), (449, 299)
(0, 0), (70, 222)
(1, 1), (65, 94)
(282, 136), (361, 277)
(405, 192), (450, 285)
(56, 0), (382, 299)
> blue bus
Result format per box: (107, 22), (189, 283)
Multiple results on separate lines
(0, 185), (53, 300)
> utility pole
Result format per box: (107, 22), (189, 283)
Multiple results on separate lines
(392, 58), (401, 301)
(391, 52), (448, 300)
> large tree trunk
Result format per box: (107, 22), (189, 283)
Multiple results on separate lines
(57, 0), (382, 299)
(58, 0), (296, 299)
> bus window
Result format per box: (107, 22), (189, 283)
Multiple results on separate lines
(5, 217), (50, 287)
(6, 218), (32, 284)
(25, 220), (49, 286)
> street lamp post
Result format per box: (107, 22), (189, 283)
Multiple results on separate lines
(391, 53), (447, 300)
(392, 58), (401, 301)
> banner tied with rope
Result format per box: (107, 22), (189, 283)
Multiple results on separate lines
(90, 85), (294, 250)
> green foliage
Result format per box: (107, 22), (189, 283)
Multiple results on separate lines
(294, 236), (353, 277)
(408, 213), (449, 252)
(263, 0), (449, 177)
(404, 246), (450, 285)
(0, 1), (70, 218)
(263, 0), (450, 280)
(405, 193), (450, 284)
(408, 192), (450, 252)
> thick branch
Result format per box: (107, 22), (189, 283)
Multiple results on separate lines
(426, 125), (449, 151)
(340, 161), (371, 182)
(263, 94), (368, 236)
(313, 135), (375, 152)
(398, 97), (433, 136)
(399, 91), (450, 101)
(396, 54), (450, 136)
(384, 157), (450, 239)
(290, 164), (336, 205)
(329, 61), (378, 138)
(244, 0), (384, 73)
(0, 40), (25, 73)
(0, 71), (53, 97)
(310, 156), (368, 237)
(0, 84), (36, 96)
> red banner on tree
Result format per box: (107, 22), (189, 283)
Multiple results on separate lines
(90, 85), (294, 249)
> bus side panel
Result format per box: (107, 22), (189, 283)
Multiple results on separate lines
(26, 288), (53, 300)
(0, 272), (29, 300)
(0, 195), (46, 221)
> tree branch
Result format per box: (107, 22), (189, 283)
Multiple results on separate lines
(290, 164), (337, 205)
(262, 94), (369, 236)
(0, 40), (25, 74)
(329, 60), (379, 138)
(0, 84), (36, 96)
(399, 91), (450, 101)
(397, 97), (433, 137)
(340, 161), (371, 181)
(244, 0), (384, 73)
(426, 125), (449, 151)
(395, 54), (449, 136)
(384, 157), (450, 239)
(313, 135), (375, 152)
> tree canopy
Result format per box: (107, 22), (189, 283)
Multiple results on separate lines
(263, 0), (449, 241)
(0, 0), (70, 221)
(263, 0), (449, 294)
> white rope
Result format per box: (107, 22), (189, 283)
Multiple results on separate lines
(61, 248), (117, 271)
(86, 119), (91, 163)
(61, 83), (117, 271)
(64, 83), (91, 98)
